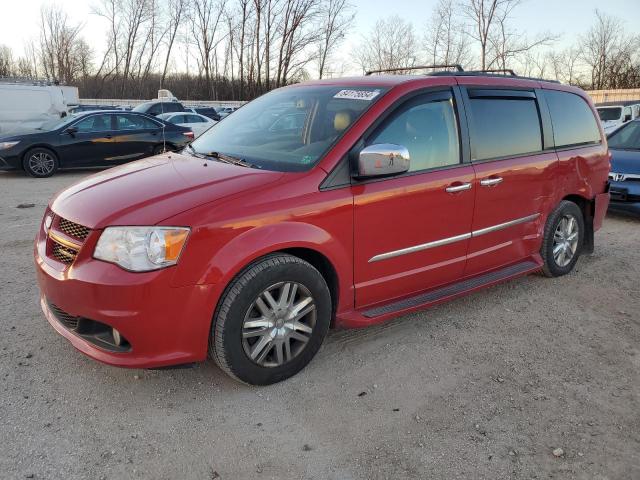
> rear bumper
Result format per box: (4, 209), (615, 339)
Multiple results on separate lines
(35, 232), (219, 368)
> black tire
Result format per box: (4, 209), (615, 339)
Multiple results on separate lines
(152, 144), (168, 155)
(540, 200), (585, 277)
(210, 253), (331, 385)
(23, 147), (59, 178)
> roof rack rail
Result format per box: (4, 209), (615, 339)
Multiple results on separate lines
(0, 76), (62, 86)
(427, 69), (560, 83)
(365, 64), (464, 76)
(468, 69), (517, 76)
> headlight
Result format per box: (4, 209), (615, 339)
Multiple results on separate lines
(0, 141), (19, 150)
(94, 226), (190, 271)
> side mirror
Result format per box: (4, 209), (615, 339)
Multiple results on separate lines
(64, 126), (77, 136)
(624, 115), (632, 122)
(355, 143), (410, 178)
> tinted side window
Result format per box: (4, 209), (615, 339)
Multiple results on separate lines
(368, 97), (460, 172)
(545, 90), (601, 148)
(116, 114), (158, 130)
(74, 114), (112, 132)
(469, 97), (542, 160)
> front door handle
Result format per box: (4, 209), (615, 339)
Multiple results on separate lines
(480, 176), (503, 187)
(445, 182), (472, 193)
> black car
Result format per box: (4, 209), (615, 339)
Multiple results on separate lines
(191, 107), (221, 121)
(132, 101), (185, 116)
(0, 111), (194, 177)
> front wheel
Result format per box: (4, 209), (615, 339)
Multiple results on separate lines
(23, 148), (59, 178)
(210, 254), (331, 385)
(540, 200), (584, 277)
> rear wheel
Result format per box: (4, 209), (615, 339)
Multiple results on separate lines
(210, 254), (331, 385)
(540, 200), (584, 277)
(153, 144), (168, 155)
(23, 148), (58, 178)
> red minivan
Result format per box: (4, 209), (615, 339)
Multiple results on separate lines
(35, 68), (610, 384)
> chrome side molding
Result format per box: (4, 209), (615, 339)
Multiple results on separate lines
(368, 213), (541, 263)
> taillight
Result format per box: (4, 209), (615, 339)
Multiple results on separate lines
(183, 131), (194, 139)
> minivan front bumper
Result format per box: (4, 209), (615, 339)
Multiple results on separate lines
(35, 226), (219, 369)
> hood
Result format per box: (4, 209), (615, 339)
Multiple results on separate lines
(610, 149), (640, 174)
(50, 153), (284, 228)
(0, 128), (47, 140)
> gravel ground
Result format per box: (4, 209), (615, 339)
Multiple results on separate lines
(1, 169), (639, 480)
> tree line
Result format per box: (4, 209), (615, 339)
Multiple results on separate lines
(0, 0), (638, 102)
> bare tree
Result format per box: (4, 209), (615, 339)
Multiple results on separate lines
(191, 0), (227, 98)
(315, 0), (354, 78)
(580, 10), (640, 89)
(161, 0), (187, 84)
(0, 46), (14, 77)
(354, 15), (418, 73)
(274, 0), (321, 86)
(424, 0), (471, 68)
(39, 4), (86, 82)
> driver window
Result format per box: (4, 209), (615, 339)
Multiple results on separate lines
(368, 97), (460, 172)
(74, 114), (111, 133)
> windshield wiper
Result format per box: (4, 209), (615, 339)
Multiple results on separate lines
(185, 145), (256, 168)
(202, 151), (255, 168)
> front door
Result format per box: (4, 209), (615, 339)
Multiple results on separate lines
(461, 87), (559, 276)
(353, 91), (476, 308)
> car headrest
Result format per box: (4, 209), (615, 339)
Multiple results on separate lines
(334, 110), (353, 132)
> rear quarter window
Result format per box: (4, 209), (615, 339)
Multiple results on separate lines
(544, 90), (601, 148)
(468, 97), (542, 161)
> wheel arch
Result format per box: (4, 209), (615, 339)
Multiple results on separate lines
(561, 193), (595, 254)
(21, 144), (60, 169)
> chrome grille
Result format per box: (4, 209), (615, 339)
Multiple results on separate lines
(58, 217), (90, 240)
(48, 302), (79, 330)
(51, 241), (78, 264)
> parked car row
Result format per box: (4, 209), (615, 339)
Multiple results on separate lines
(0, 111), (193, 177)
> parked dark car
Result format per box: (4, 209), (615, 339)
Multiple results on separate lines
(0, 111), (194, 177)
(607, 118), (640, 214)
(133, 101), (185, 116)
(191, 107), (221, 121)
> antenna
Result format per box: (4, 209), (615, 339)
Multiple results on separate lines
(158, 81), (167, 154)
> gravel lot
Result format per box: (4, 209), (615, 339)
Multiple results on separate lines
(1, 169), (639, 480)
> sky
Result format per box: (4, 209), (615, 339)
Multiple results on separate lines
(0, 0), (639, 76)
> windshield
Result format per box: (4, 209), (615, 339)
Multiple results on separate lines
(189, 85), (387, 171)
(38, 116), (76, 131)
(608, 121), (640, 150)
(597, 107), (622, 121)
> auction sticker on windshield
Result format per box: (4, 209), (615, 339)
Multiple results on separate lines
(334, 89), (381, 101)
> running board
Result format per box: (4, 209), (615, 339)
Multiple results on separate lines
(363, 260), (539, 318)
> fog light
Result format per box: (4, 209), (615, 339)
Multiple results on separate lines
(112, 328), (122, 346)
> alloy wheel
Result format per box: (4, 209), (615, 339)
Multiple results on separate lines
(241, 281), (316, 368)
(552, 214), (579, 267)
(28, 152), (55, 176)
